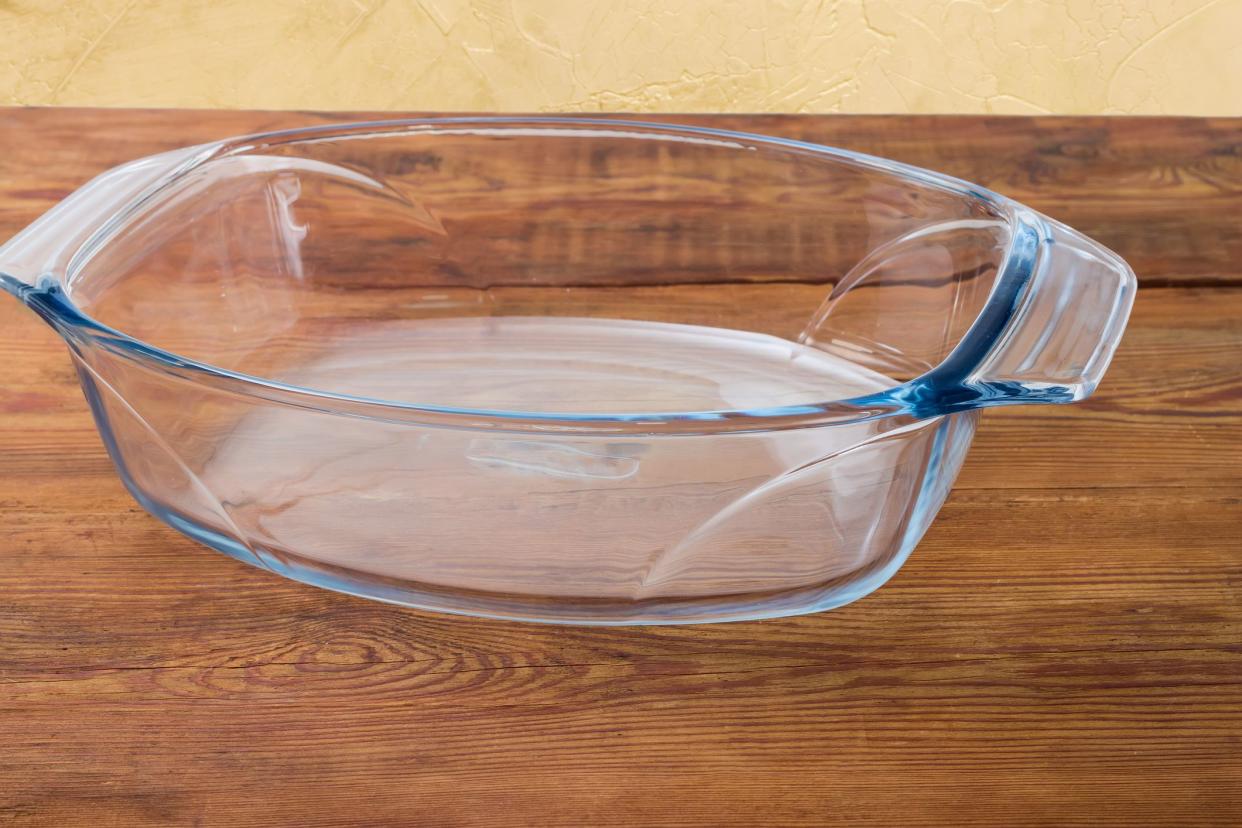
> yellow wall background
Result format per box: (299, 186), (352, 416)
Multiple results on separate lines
(2, 0), (1239, 114)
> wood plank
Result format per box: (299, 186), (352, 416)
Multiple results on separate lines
(3, 285), (1237, 488)
(1, 109), (1239, 285)
(0, 109), (1239, 826)
(0, 484), (1238, 669)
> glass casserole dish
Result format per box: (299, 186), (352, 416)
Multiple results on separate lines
(0, 118), (1136, 624)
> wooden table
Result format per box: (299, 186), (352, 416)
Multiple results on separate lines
(1, 109), (1239, 826)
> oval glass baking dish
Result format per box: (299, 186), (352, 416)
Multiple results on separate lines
(0, 118), (1135, 624)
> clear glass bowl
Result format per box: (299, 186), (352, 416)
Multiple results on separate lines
(0, 118), (1135, 624)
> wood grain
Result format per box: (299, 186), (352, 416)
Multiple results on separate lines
(1, 109), (1240, 826)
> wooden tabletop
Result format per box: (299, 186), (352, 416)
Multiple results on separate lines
(1, 109), (1239, 827)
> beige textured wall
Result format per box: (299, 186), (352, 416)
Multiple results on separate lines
(1, 0), (1239, 114)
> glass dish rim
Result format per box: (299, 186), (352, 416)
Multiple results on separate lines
(16, 116), (1051, 435)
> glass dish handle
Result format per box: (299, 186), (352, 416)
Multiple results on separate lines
(967, 216), (1137, 406)
(0, 146), (205, 291)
